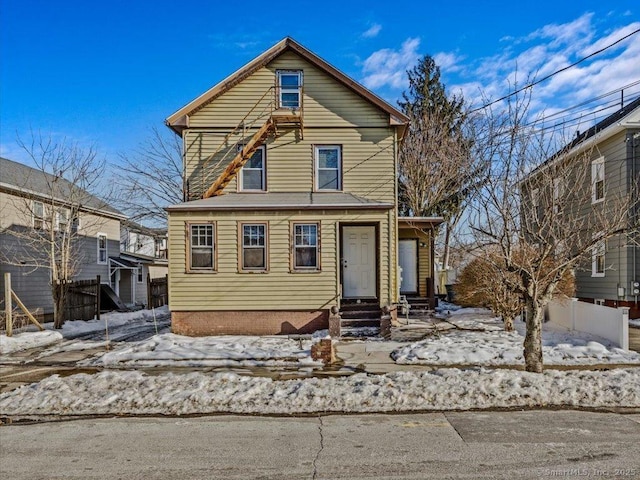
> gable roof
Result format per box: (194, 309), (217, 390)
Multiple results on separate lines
(560, 95), (640, 156)
(527, 96), (640, 179)
(165, 37), (408, 133)
(0, 157), (125, 219)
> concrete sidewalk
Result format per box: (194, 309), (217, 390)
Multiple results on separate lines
(335, 340), (434, 374)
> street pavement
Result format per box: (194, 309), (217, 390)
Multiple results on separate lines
(1, 411), (639, 479)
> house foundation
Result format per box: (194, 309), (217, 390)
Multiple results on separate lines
(171, 310), (329, 336)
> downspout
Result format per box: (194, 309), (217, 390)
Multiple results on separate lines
(633, 132), (639, 306)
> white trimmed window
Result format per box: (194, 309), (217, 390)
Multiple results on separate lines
(97, 234), (108, 264)
(293, 223), (319, 270)
(241, 223), (267, 271)
(189, 224), (215, 270)
(315, 145), (342, 191)
(137, 267), (144, 283)
(277, 70), (302, 108)
(592, 237), (605, 277)
(71, 215), (81, 234)
(238, 145), (266, 191)
(591, 157), (605, 203)
(56, 208), (69, 233)
(32, 201), (44, 230)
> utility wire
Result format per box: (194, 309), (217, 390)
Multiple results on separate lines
(468, 27), (640, 114)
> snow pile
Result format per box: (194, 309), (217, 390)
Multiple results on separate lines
(81, 333), (318, 368)
(393, 321), (640, 366)
(1, 367), (639, 416)
(54, 306), (169, 338)
(630, 318), (640, 328)
(0, 331), (63, 354)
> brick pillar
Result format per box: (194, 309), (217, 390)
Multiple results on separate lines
(328, 307), (341, 338)
(311, 338), (336, 363)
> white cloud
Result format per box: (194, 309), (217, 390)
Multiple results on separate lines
(433, 52), (465, 73)
(448, 14), (640, 121)
(362, 23), (382, 39)
(361, 37), (421, 90)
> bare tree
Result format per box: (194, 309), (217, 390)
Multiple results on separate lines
(116, 127), (183, 226)
(456, 248), (575, 332)
(398, 57), (486, 273)
(466, 90), (638, 372)
(1, 133), (110, 328)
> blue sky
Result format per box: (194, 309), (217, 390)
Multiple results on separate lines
(1, 0), (639, 167)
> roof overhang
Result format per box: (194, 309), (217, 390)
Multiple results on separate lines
(165, 37), (408, 135)
(398, 216), (445, 228)
(0, 182), (128, 221)
(166, 192), (394, 212)
(526, 98), (640, 181)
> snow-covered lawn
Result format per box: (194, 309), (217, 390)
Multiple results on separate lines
(0, 331), (63, 354)
(50, 306), (169, 338)
(1, 367), (639, 416)
(81, 333), (319, 368)
(393, 308), (640, 366)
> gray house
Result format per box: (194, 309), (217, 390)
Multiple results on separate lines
(526, 99), (640, 318)
(119, 220), (168, 306)
(0, 157), (129, 320)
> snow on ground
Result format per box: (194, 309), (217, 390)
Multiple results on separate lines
(393, 310), (640, 366)
(80, 333), (319, 368)
(49, 306), (169, 338)
(1, 367), (638, 416)
(630, 318), (640, 328)
(0, 331), (63, 354)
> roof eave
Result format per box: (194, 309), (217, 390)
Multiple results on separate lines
(165, 37), (408, 129)
(166, 203), (394, 212)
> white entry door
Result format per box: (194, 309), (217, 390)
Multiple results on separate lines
(399, 239), (418, 294)
(342, 226), (376, 298)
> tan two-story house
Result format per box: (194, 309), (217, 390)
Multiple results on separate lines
(165, 37), (416, 335)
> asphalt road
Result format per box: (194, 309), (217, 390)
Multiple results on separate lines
(2, 411), (639, 479)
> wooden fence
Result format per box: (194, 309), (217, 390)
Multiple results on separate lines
(147, 274), (168, 309)
(55, 275), (101, 322)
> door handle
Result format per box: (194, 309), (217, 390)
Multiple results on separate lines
(341, 258), (347, 269)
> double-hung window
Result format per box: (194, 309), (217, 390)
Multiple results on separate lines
(97, 234), (108, 264)
(56, 208), (69, 233)
(189, 223), (215, 270)
(137, 267), (144, 283)
(315, 145), (342, 191)
(277, 70), (302, 109)
(293, 223), (320, 270)
(241, 223), (267, 271)
(592, 157), (605, 203)
(32, 201), (44, 230)
(238, 145), (266, 191)
(592, 236), (605, 277)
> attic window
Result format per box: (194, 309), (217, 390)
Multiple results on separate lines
(277, 70), (302, 109)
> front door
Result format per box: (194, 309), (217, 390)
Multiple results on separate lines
(342, 226), (376, 298)
(399, 239), (418, 294)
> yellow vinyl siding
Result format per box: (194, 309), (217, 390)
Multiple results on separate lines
(398, 227), (434, 298)
(184, 127), (395, 201)
(168, 209), (395, 310)
(189, 51), (389, 129)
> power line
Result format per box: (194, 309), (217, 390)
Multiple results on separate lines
(468, 27), (640, 114)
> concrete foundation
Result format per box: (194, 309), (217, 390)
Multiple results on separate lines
(171, 310), (329, 336)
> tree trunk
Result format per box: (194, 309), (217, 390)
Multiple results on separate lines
(442, 221), (451, 270)
(52, 281), (66, 329)
(503, 315), (514, 332)
(523, 300), (544, 372)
